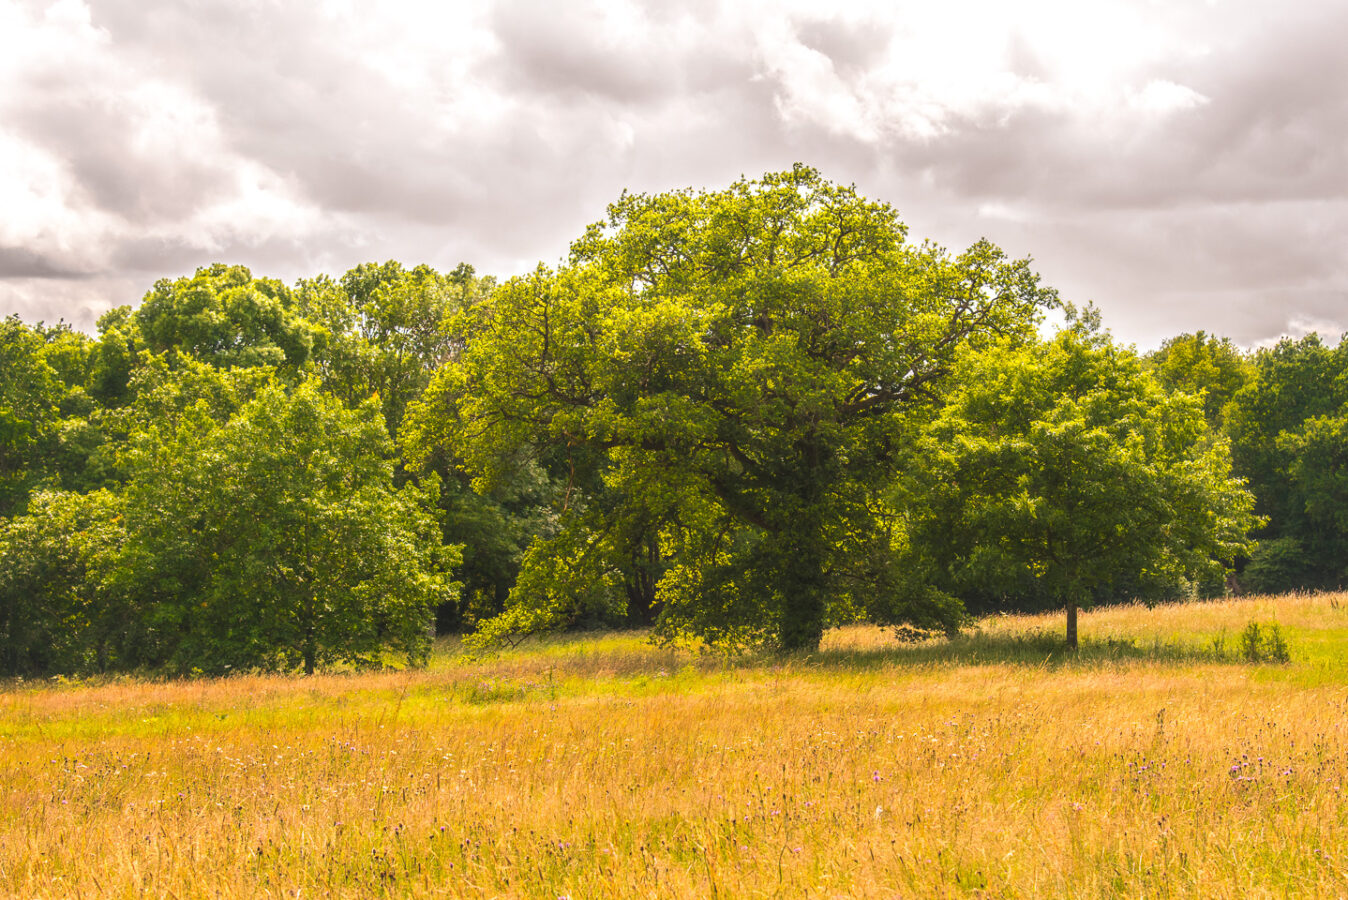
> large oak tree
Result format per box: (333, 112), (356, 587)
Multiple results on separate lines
(407, 166), (1056, 651)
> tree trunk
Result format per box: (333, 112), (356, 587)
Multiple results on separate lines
(302, 516), (316, 675)
(303, 600), (316, 675)
(624, 575), (659, 626)
(779, 584), (825, 652)
(772, 436), (837, 653)
(624, 533), (662, 627)
(777, 527), (827, 653)
(1066, 602), (1078, 651)
(302, 587), (316, 675)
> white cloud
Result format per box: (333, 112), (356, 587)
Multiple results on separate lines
(1257, 315), (1348, 349)
(977, 202), (1034, 223)
(0, 133), (97, 253)
(756, 21), (884, 141)
(1129, 79), (1210, 113)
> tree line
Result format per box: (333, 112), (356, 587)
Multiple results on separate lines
(0, 167), (1339, 675)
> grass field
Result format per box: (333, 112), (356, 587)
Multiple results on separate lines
(4, 593), (1348, 898)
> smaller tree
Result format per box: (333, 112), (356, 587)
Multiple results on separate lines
(907, 330), (1260, 648)
(0, 489), (125, 675)
(119, 378), (456, 674)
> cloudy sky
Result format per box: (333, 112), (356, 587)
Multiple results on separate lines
(0, 0), (1344, 348)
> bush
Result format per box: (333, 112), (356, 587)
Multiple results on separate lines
(1236, 621), (1291, 663)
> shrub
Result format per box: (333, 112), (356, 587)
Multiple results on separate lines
(1237, 621), (1291, 663)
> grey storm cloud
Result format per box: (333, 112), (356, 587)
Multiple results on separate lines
(0, 0), (1343, 348)
(0, 245), (91, 279)
(487, 2), (689, 103)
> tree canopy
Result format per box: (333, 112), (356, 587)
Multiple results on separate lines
(1146, 331), (1252, 430)
(0, 167), (1308, 670)
(136, 264), (317, 372)
(0, 317), (99, 516)
(298, 261), (490, 440)
(0, 317), (64, 516)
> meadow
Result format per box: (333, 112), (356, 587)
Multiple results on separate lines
(4, 593), (1348, 898)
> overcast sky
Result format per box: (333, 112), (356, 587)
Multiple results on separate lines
(1, 0), (1344, 349)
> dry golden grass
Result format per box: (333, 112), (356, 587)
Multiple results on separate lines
(5, 593), (1348, 898)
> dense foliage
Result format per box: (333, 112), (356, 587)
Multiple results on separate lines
(0, 372), (455, 676)
(1222, 335), (1348, 592)
(2, 167), (1338, 671)
(0, 268), (470, 676)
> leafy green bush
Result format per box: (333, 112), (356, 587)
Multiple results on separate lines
(1236, 621), (1291, 663)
